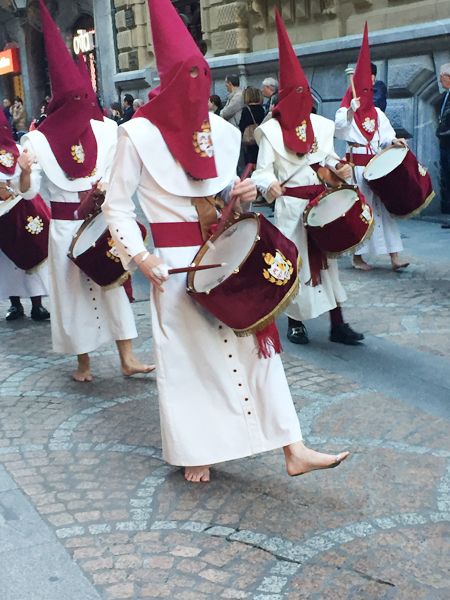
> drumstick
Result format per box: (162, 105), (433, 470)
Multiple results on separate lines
(168, 263), (226, 275)
(345, 67), (357, 99)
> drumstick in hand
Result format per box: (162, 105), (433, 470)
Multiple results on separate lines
(168, 263), (226, 275)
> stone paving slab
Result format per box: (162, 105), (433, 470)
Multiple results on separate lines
(0, 219), (449, 599)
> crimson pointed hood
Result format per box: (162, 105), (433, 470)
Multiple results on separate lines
(77, 52), (104, 121)
(272, 8), (314, 155)
(0, 107), (19, 177)
(135, 0), (217, 179)
(37, 0), (98, 179)
(341, 23), (378, 141)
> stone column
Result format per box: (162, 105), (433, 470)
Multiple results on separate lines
(93, 0), (119, 108)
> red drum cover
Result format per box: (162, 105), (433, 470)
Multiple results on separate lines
(68, 214), (148, 289)
(0, 194), (50, 272)
(365, 148), (435, 219)
(304, 186), (373, 257)
(187, 213), (300, 335)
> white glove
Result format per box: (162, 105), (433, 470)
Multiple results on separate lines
(350, 98), (360, 112)
(152, 263), (170, 280)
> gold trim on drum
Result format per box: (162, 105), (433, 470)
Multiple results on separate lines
(390, 191), (436, 220)
(25, 257), (48, 276)
(325, 216), (375, 259)
(233, 253), (303, 337)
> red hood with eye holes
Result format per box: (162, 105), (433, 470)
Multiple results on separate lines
(271, 8), (315, 155)
(133, 0), (217, 180)
(36, 0), (98, 180)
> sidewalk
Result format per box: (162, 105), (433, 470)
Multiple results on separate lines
(0, 218), (449, 600)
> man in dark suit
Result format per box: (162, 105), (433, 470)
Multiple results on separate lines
(119, 94), (135, 124)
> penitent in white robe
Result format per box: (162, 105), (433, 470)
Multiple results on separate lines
(252, 115), (347, 322)
(102, 114), (302, 467)
(334, 106), (403, 256)
(21, 119), (137, 355)
(0, 145), (49, 299)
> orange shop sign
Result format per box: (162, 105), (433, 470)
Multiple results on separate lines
(0, 48), (21, 76)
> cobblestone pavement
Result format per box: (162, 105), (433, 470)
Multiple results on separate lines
(1, 221), (450, 600)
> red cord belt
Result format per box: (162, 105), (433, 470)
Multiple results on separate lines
(50, 202), (81, 220)
(150, 222), (203, 248)
(346, 153), (374, 167)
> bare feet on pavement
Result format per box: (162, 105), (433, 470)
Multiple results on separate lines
(284, 441), (349, 476)
(353, 256), (374, 271)
(185, 465), (210, 483)
(390, 252), (409, 270)
(121, 358), (155, 377)
(73, 353), (93, 382)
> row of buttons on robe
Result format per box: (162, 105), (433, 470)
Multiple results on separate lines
(116, 228), (132, 259)
(219, 325), (251, 416)
(87, 277), (101, 329)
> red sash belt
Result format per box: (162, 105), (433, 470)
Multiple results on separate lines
(150, 222), (203, 248)
(284, 184), (326, 200)
(50, 202), (81, 220)
(346, 153), (373, 167)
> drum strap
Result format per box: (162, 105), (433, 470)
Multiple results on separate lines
(347, 143), (374, 182)
(192, 195), (222, 242)
(284, 184), (326, 201)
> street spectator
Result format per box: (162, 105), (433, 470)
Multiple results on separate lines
(109, 102), (122, 123)
(262, 77), (278, 114)
(11, 97), (28, 140)
(2, 98), (12, 125)
(220, 74), (244, 127)
(133, 98), (144, 110)
(239, 86), (265, 165)
(208, 94), (222, 115)
(437, 62), (450, 224)
(119, 94), (134, 124)
(372, 63), (387, 112)
(261, 92), (279, 125)
(29, 101), (48, 131)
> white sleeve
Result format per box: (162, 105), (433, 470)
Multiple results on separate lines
(334, 106), (353, 140)
(102, 132), (148, 270)
(378, 109), (396, 147)
(251, 136), (278, 200)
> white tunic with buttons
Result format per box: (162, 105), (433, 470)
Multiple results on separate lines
(334, 106), (403, 256)
(21, 119), (137, 354)
(252, 115), (347, 322)
(102, 114), (302, 467)
(0, 145), (49, 299)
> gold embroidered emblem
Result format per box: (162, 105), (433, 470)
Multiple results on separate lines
(71, 143), (86, 163)
(25, 215), (44, 235)
(360, 203), (372, 224)
(362, 117), (376, 134)
(418, 163), (427, 176)
(0, 150), (14, 169)
(295, 120), (307, 142)
(309, 137), (318, 154)
(106, 237), (121, 262)
(193, 121), (214, 158)
(262, 250), (293, 286)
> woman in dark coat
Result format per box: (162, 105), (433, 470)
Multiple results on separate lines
(239, 86), (265, 165)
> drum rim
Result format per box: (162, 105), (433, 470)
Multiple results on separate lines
(68, 210), (108, 259)
(187, 212), (261, 294)
(302, 184), (360, 228)
(0, 194), (22, 216)
(363, 144), (408, 181)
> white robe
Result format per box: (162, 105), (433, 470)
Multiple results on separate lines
(0, 145), (49, 299)
(334, 106), (403, 256)
(21, 119), (137, 355)
(252, 115), (347, 322)
(102, 115), (302, 467)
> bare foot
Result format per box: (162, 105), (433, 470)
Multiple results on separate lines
(353, 256), (374, 271)
(284, 441), (349, 477)
(390, 252), (409, 270)
(121, 359), (155, 377)
(184, 466), (210, 483)
(73, 353), (93, 382)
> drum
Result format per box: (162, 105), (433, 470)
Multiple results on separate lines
(364, 146), (435, 218)
(187, 212), (301, 337)
(303, 185), (373, 257)
(0, 194), (51, 273)
(68, 212), (148, 289)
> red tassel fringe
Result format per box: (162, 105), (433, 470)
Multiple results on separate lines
(256, 321), (283, 359)
(306, 232), (329, 287)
